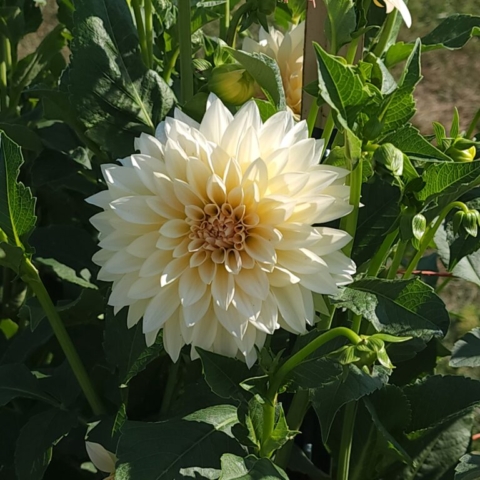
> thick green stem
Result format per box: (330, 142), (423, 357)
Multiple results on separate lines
(345, 36), (360, 64)
(387, 239), (407, 279)
(178, 0), (194, 103)
(337, 402), (358, 480)
(226, 4), (249, 47)
(163, 46), (180, 83)
(403, 202), (469, 279)
(144, 0), (154, 68)
(0, 35), (8, 111)
(320, 113), (335, 159)
(132, 0), (149, 66)
(367, 230), (397, 277)
(340, 160), (363, 257)
(20, 259), (105, 415)
(220, 0), (230, 40)
(274, 390), (310, 469)
(467, 108), (480, 139)
(260, 327), (362, 457)
(373, 8), (398, 57)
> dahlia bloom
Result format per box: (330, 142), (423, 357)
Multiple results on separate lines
(373, 0), (412, 28)
(242, 22), (305, 118)
(86, 442), (116, 480)
(88, 94), (355, 366)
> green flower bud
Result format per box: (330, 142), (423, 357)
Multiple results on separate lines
(464, 210), (479, 237)
(373, 143), (404, 177)
(209, 64), (256, 106)
(453, 211), (465, 235)
(447, 145), (476, 163)
(412, 213), (426, 241)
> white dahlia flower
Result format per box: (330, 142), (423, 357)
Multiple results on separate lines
(88, 94), (355, 366)
(373, 0), (412, 27)
(242, 22), (305, 118)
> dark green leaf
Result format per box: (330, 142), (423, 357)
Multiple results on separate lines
(0, 123), (43, 152)
(104, 307), (164, 385)
(15, 408), (77, 480)
(219, 454), (289, 480)
(36, 257), (97, 289)
(0, 363), (53, 406)
(65, 0), (175, 158)
(198, 348), (253, 402)
(0, 131), (36, 248)
(323, 0), (356, 53)
(227, 49), (286, 109)
(314, 43), (370, 130)
(455, 454), (480, 480)
(0, 241), (24, 272)
(288, 356), (343, 390)
(450, 328), (480, 368)
(335, 278), (449, 340)
(311, 364), (388, 442)
(116, 406), (243, 480)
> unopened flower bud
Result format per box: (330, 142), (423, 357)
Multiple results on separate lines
(373, 143), (404, 177)
(453, 211), (465, 235)
(412, 213), (426, 240)
(209, 64), (256, 106)
(447, 145), (476, 163)
(464, 210), (479, 237)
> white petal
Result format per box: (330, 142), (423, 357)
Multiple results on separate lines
(235, 265), (270, 300)
(85, 442), (116, 474)
(200, 93), (234, 144)
(128, 276), (160, 299)
(179, 268), (207, 306)
(272, 284), (309, 334)
(127, 300), (149, 328)
(211, 266), (235, 309)
(162, 315), (184, 362)
(183, 292), (211, 327)
(143, 284), (180, 333)
(110, 196), (160, 225)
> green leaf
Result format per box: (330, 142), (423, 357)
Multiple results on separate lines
(311, 364), (388, 442)
(323, 0), (356, 53)
(0, 131), (36, 248)
(65, 0), (175, 158)
(116, 406), (243, 480)
(353, 178), (401, 266)
(0, 123), (43, 152)
(104, 308), (164, 385)
(416, 161), (480, 208)
(0, 363), (53, 406)
(227, 49), (286, 109)
(314, 43), (370, 130)
(0, 241), (25, 272)
(385, 15), (480, 67)
(15, 408), (77, 480)
(335, 278), (449, 340)
(288, 356), (343, 390)
(382, 125), (452, 162)
(35, 257), (98, 289)
(450, 328), (480, 368)
(198, 348), (253, 402)
(455, 454), (480, 480)
(219, 454), (289, 480)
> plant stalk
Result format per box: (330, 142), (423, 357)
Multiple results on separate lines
(387, 239), (408, 279)
(307, 100), (320, 137)
(320, 112), (335, 159)
(367, 230), (398, 276)
(373, 8), (398, 57)
(144, 0), (154, 68)
(337, 402), (358, 480)
(0, 34), (8, 111)
(132, 0), (149, 66)
(20, 258), (105, 415)
(178, 0), (194, 103)
(220, 0), (230, 40)
(226, 3), (249, 47)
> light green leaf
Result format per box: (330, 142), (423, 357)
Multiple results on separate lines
(35, 257), (97, 289)
(0, 131), (36, 249)
(0, 363), (53, 406)
(15, 408), (77, 480)
(450, 328), (480, 368)
(65, 0), (175, 158)
(219, 454), (289, 480)
(227, 49), (286, 109)
(323, 0), (356, 53)
(116, 406), (243, 480)
(314, 43), (370, 130)
(335, 278), (449, 340)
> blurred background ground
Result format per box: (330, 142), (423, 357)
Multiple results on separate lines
(20, 0), (480, 386)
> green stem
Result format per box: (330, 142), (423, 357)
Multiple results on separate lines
(132, 0), (149, 66)
(403, 202), (469, 279)
(144, 0), (154, 68)
(337, 402), (358, 480)
(436, 276), (452, 294)
(467, 108), (480, 139)
(340, 160), (363, 257)
(0, 35), (8, 111)
(260, 327), (363, 456)
(162, 46), (180, 83)
(373, 8), (398, 57)
(367, 230), (397, 277)
(387, 239), (407, 279)
(320, 113), (335, 159)
(274, 390), (310, 469)
(178, 0), (194, 103)
(351, 313), (362, 333)
(345, 36), (360, 64)
(220, 0), (230, 40)
(20, 259), (105, 416)
(307, 100), (320, 136)
(226, 4), (249, 47)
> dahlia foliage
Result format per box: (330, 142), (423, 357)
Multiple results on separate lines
(88, 95), (355, 365)
(2, 0), (480, 479)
